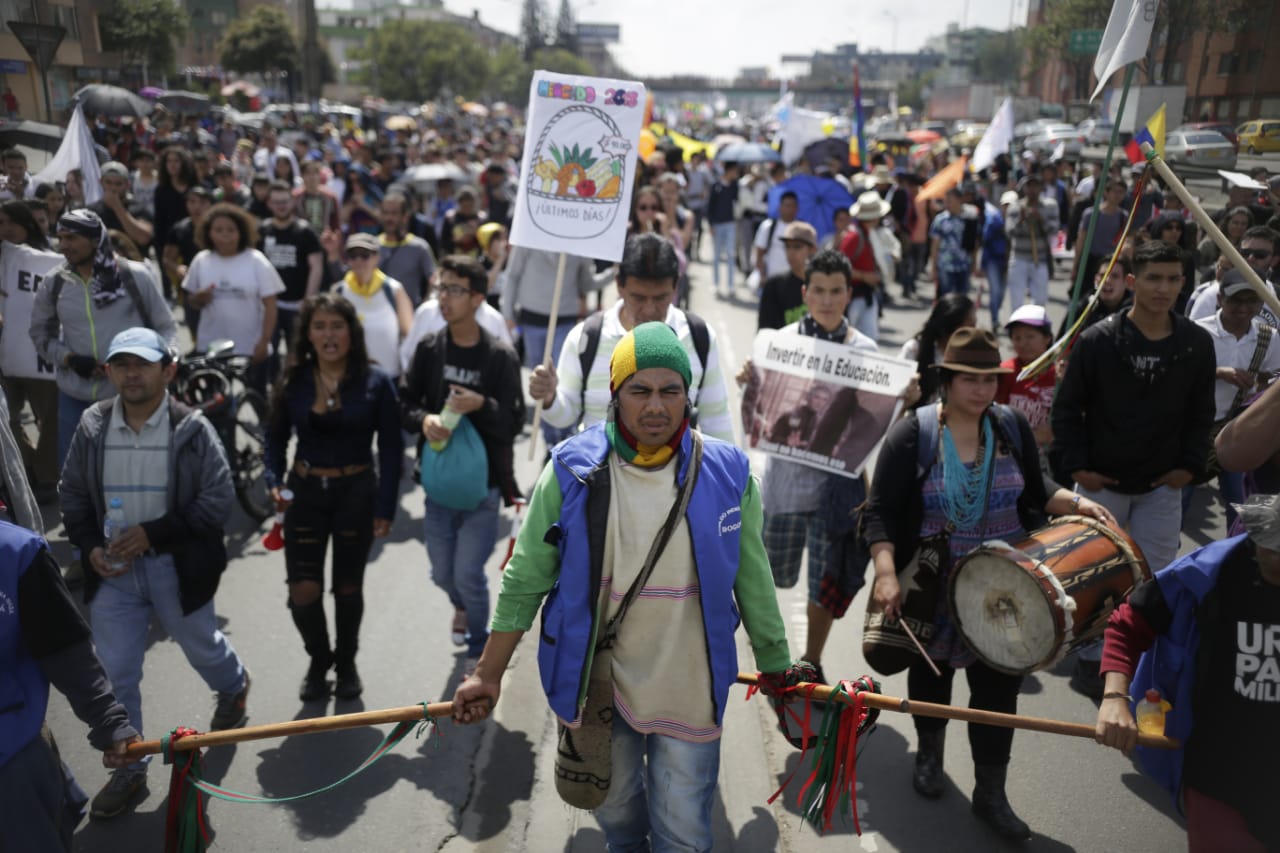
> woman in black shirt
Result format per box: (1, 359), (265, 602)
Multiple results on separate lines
(266, 293), (403, 701)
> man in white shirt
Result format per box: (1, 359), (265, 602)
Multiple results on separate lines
(1195, 271), (1280, 526)
(527, 234), (735, 443)
(754, 191), (799, 282)
(1188, 227), (1280, 324)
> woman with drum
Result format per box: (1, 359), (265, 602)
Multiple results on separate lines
(865, 327), (1113, 840)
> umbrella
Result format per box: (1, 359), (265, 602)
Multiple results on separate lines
(765, 174), (855, 244)
(711, 133), (746, 150)
(803, 136), (851, 169)
(221, 80), (260, 98)
(405, 163), (469, 184)
(158, 90), (211, 114)
(906, 128), (941, 144)
(138, 86), (164, 99)
(72, 84), (153, 118)
(461, 102), (489, 117)
(385, 115), (416, 132)
(715, 141), (780, 164)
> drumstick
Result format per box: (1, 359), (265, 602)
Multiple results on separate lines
(900, 618), (942, 676)
(737, 673), (1178, 750)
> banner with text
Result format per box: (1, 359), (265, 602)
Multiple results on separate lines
(509, 71), (647, 262)
(0, 242), (63, 380)
(744, 329), (916, 478)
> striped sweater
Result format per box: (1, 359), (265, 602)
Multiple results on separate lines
(541, 301), (735, 443)
(1004, 195), (1060, 265)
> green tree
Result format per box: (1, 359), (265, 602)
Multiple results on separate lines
(520, 0), (547, 62)
(490, 43), (530, 104)
(897, 69), (937, 113)
(98, 0), (189, 84)
(359, 21), (489, 103)
(219, 6), (301, 78)
(553, 0), (577, 52)
(974, 30), (1023, 84)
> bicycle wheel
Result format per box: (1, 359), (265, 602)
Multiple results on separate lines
(231, 389), (273, 521)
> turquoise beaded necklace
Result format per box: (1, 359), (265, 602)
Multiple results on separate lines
(938, 412), (994, 531)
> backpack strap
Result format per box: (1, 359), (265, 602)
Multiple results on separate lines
(915, 403), (939, 481)
(684, 310), (711, 396)
(991, 403), (1025, 461)
(51, 266), (153, 330)
(577, 312), (605, 416)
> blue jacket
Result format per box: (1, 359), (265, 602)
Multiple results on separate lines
(538, 424), (751, 725)
(0, 524), (54, 767)
(1130, 534), (1243, 804)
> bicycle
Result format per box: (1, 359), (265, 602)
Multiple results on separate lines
(173, 340), (274, 522)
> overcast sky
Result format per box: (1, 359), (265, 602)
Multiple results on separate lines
(328, 0), (1028, 78)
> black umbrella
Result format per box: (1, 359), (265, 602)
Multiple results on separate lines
(158, 90), (211, 114)
(72, 84), (153, 118)
(803, 136), (851, 168)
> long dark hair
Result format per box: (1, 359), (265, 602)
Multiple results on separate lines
(914, 294), (975, 406)
(197, 203), (259, 254)
(272, 293), (371, 427)
(0, 200), (44, 248)
(159, 145), (197, 191)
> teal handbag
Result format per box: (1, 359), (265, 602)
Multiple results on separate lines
(418, 415), (489, 511)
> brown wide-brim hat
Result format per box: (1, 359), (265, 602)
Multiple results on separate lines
(935, 327), (1013, 374)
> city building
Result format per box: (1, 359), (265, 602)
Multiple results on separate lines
(1, 0), (124, 122)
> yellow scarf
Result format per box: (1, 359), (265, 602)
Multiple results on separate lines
(378, 233), (411, 248)
(343, 268), (385, 299)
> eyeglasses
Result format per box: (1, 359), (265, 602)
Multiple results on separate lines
(346, 251), (374, 261)
(437, 284), (472, 298)
(637, 205), (658, 212)
(1241, 248), (1274, 259)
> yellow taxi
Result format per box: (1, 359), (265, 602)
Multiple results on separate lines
(1237, 120), (1280, 154)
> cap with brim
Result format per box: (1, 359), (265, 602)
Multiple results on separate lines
(1221, 270), (1259, 299)
(935, 327), (1012, 374)
(781, 221), (817, 246)
(1000, 190), (1019, 206)
(106, 327), (170, 363)
(345, 233), (380, 254)
(1016, 174), (1042, 191)
(1006, 304), (1052, 330)
(100, 161), (129, 179)
(850, 189), (891, 221)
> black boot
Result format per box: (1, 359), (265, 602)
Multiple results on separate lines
(972, 763), (1031, 841)
(290, 599), (332, 702)
(333, 592), (364, 700)
(912, 729), (946, 798)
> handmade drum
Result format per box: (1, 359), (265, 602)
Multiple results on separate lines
(948, 516), (1150, 676)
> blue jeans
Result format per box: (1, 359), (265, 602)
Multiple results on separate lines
(57, 390), (93, 474)
(710, 222), (736, 291)
(423, 487), (500, 658)
(847, 292), (878, 340)
(522, 322), (575, 448)
(983, 259), (1008, 327)
(937, 268), (971, 298)
(90, 554), (246, 770)
(594, 714), (721, 852)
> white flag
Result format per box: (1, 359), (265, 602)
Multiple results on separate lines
(1091, 0), (1159, 101)
(971, 98), (1014, 174)
(32, 105), (102, 205)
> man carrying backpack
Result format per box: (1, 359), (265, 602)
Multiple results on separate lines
(30, 210), (178, 470)
(528, 234), (735, 444)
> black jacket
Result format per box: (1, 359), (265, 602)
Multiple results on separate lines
(399, 326), (525, 504)
(1051, 311), (1216, 493)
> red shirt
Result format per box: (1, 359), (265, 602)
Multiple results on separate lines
(995, 357), (1055, 431)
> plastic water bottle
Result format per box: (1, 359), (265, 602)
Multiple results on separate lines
(429, 406), (463, 452)
(103, 498), (128, 571)
(1135, 689), (1171, 736)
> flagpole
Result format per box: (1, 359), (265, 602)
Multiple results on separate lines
(1065, 64), (1135, 330)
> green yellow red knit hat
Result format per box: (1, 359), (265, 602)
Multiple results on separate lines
(609, 321), (692, 396)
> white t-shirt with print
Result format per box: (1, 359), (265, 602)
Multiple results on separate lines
(183, 249), (286, 355)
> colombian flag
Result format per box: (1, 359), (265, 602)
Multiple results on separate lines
(1125, 103), (1166, 165)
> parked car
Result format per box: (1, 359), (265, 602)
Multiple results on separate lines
(1163, 130), (1238, 172)
(1176, 121), (1239, 151)
(949, 123), (987, 149)
(1023, 124), (1086, 159)
(1077, 118), (1114, 145)
(1237, 120), (1280, 155)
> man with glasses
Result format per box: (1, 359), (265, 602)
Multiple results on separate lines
(1188, 227), (1280, 324)
(400, 256), (523, 675)
(260, 181), (323, 370)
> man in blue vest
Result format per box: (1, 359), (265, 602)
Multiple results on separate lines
(0, 519), (139, 850)
(452, 322), (794, 849)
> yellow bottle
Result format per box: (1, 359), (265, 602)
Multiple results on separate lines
(1135, 689), (1172, 736)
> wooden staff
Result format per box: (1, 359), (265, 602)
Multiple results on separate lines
(527, 251), (569, 461)
(736, 673), (1178, 751)
(1140, 144), (1280, 319)
(123, 701), (454, 759)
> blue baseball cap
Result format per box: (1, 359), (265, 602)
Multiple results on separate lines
(106, 327), (171, 363)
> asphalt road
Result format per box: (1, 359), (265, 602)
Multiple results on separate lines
(45, 241), (1223, 852)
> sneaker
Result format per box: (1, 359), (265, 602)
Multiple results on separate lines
(211, 669), (251, 730)
(90, 768), (147, 819)
(464, 656), (480, 678)
(451, 610), (467, 647)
